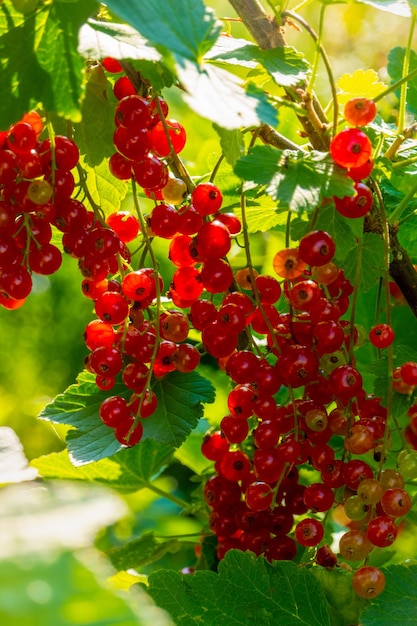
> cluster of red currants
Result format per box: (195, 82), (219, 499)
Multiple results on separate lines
(200, 223), (410, 599)
(330, 97), (376, 218)
(0, 111), (79, 308)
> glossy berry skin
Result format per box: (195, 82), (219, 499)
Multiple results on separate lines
(150, 119), (186, 157)
(352, 566), (386, 599)
(330, 128), (372, 169)
(201, 430), (229, 461)
(381, 488), (411, 518)
(245, 481), (273, 511)
(191, 182), (223, 215)
(369, 323), (395, 348)
(344, 97), (377, 127)
(334, 182), (373, 218)
(328, 364), (363, 401)
(367, 515), (398, 547)
(299, 230), (336, 267)
(400, 361), (417, 385)
(99, 396), (131, 427)
(294, 518), (324, 547)
(303, 483), (334, 512)
(339, 530), (372, 561)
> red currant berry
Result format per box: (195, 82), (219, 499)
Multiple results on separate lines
(294, 517), (324, 547)
(369, 323), (395, 348)
(352, 566), (386, 599)
(330, 128), (372, 169)
(344, 97), (377, 126)
(191, 182), (223, 215)
(334, 182), (373, 218)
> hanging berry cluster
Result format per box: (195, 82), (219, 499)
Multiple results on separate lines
(1, 56), (416, 603)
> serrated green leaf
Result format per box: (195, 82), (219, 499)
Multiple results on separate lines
(176, 61), (278, 129)
(103, 0), (221, 62)
(343, 232), (385, 293)
(207, 38), (310, 87)
(73, 64), (116, 166)
(213, 125), (245, 167)
(78, 19), (162, 63)
(387, 47), (417, 116)
(360, 564), (417, 626)
(31, 439), (174, 493)
(106, 531), (181, 571)
(147, 550), (331, 626)
(356, 0), (411, 16)
(235, 146), (354, 213)
(0, 0), (99, 127)
(79, 158), (128, 214)
(245, 197), (288, 233)
(311, 567), (366, 626)
(39, 370), (215, 465)
(78, 20), (175, 92)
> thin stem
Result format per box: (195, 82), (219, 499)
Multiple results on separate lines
(373, 184), (396, 476)
(153, 97), (195, 194)
(281, 10), (338, 137)
(373, 65), (417, 104)
(307, 4), (325, 95)
(130, 178), (162, 425)
(348, 234), (363, 365)
(388, 178), (417, 225)
(144, 481), (190, 510)
(397, 11), (417, 135)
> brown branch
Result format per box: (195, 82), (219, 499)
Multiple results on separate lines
(228, 0), (330, 151)
(389, 228), (417, 317)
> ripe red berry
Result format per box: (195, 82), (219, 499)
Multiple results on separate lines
(344, 97), (377, 127)
(150, 119), (186, 157)
(330, 128), (373, 169)
(294, 517), (324, 547)
(352, 566), (386, 599)
(334, 182), (373, 218)
(191, 182), (223, 215)
(299, 230), (336, 267)
(369, 323), (395, 348)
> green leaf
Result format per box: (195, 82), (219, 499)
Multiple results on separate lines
(106, 531), (181, 571)
(343, 232), (385, 293)
(102, 0), (221, 62)
(360, 564), (417, 626)
(245, 196), (288, 234)
(176, 61), (278, 129)
(78, 19), (175, 92)
(31, 439), (174, 493)
(78, 19), (162, 63)
(207, 37), (310, 87)
(235, 146), (354, 213)
(387, 47), (417, 116)
(78, 157), (129, 214)
(213, 125), (245, 167)
(356, 0), (411, 16)
(0, 0), (99, 127)
(73, 64), (116, 166)
(311, 567), (366, 626)
(147, 550), (331, 626)
(38, 370), (215, 465)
